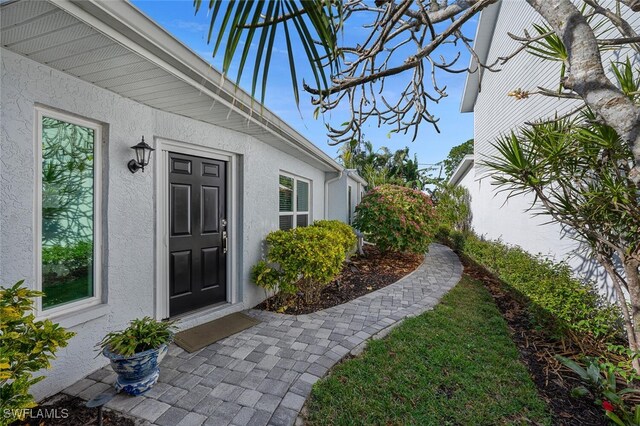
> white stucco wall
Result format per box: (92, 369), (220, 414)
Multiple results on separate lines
(326, 172), (365, 224)
(0, 48), (332, 399)
(326, 174), (348, 222)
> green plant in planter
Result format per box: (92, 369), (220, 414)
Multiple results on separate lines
(0, 281), (75, 425)
(98, 317), (176, 357)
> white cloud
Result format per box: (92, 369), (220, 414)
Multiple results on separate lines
(167, 19), (208, 33)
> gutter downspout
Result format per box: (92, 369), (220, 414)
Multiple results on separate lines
(324, 171), (343, 219)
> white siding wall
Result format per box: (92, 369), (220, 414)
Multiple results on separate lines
(460, 166), (613, 298)
(475, 0), (640, 174)
(0, 48), (330, 399)
(464, 0), (639, 297)
(474, 1), (577, 174)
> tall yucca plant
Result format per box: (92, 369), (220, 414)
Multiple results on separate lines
(193, 0), (341, 107)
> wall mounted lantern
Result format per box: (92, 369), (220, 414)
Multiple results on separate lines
(128, 136), (155, 173)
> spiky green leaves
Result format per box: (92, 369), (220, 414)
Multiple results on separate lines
(193, 0), (341, 107)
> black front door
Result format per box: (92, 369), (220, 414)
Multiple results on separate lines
(168, 152), (227, 317)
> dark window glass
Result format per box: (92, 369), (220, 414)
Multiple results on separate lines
(296, 215), (308, 228)
(279, 175), (293, 212)
(348, 186), (352, 224)
(279, 215), (293, 230)
(296, 180), (309, 212)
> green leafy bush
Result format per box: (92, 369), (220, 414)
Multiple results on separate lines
(252, 223), (353, 306)
(434, 183), (472, 233)
(312, 220), (357, 255)
(434, 225), (451, 243)
(98, 317), (176, 357)
(461, 234), (621, 341)
(0, 281), (75, 425)
(449, 230), (467, 252)
(353, 184), (436, 254)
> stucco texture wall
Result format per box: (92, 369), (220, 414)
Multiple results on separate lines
(1, 48), (330, 399)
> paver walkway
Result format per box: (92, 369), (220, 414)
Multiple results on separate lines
(64, 244), (462, 426)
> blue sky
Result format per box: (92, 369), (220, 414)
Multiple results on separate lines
(131, 1), (476, 170)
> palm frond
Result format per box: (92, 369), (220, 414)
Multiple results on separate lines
(194, 0), (341, 106)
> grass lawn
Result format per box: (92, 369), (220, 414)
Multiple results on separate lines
(306, 276), (551, 426)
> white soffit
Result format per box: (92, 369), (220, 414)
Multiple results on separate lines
(460, 1), (502, 113)
(448, 155), (474, 186)
(1, 0), (341, 172)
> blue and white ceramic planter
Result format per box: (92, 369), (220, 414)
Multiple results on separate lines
(103, 343), (169, 396)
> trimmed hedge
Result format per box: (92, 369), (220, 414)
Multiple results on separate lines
(353, 185), (436, 254)
(252, 221), (356, 305)
(457, 232), (621, 342)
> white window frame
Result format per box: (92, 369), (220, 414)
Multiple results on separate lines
(34, 107), (103, 318)
(348, 184), (353, 225)
(279, 172), (311, 230)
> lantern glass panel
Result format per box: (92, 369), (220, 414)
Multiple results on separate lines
(142, 146), (152, 165)
(135, 146), (145, 165)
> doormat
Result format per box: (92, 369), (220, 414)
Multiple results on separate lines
(174, 312), (260, 353)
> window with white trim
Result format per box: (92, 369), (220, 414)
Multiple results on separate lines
(37, 108), (102, 313)
(279, 174), (310, 230)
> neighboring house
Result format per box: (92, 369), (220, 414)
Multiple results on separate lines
(0, 0), (364, 399)
(455, 1), (639, 296)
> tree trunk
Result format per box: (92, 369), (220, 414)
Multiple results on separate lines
(600, 254), (640, 374)
(526, 0), (640, 174)
(624, 258), (640, 368)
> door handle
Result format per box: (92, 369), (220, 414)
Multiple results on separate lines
(222, 230), (228, 254)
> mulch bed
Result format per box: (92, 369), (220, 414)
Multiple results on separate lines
(460, 253), (608, 426)
(255, 244), (423, 315)
(11, 393), (135, 426)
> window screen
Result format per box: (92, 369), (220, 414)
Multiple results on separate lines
(279, 174), (310, 230)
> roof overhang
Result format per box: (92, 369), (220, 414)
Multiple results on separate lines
(460, 1), (502, 113)
(346, 169), (368, 186)
(1, 0), (343, 172)
(448, 155), (474, 186)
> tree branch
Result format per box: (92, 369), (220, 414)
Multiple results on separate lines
(526, 0), (640, 178)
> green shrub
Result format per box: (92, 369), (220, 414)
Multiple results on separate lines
(252, 224), (350, 306)
(434, 184), (472, 233)
(434, 225), (450, 243)
(353, 184), (436, 254)
(312, 220), (357, 255)
(462, 234), (621, 342)
(449, 230), (467, 252)
(0, 281), (75, 425)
